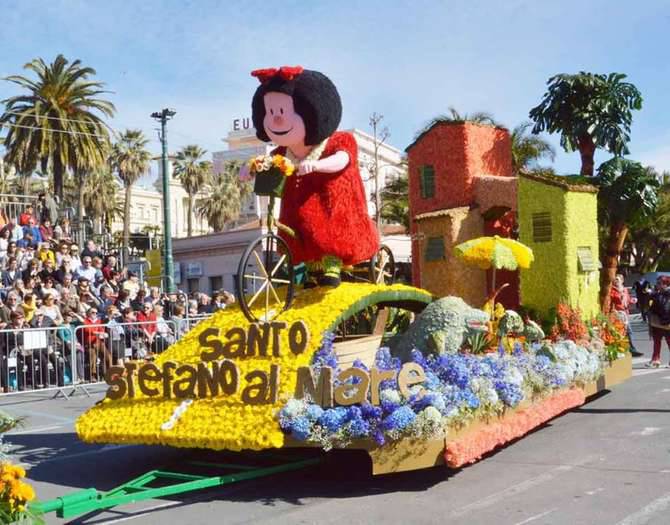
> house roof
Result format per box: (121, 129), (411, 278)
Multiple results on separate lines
(405, 120), (509, 153)
(520, 172), (598, 193)
(414, 206), (472, 222)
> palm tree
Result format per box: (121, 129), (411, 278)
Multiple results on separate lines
(197, 161), (247, 231)
(110, 129), (151, 262)
(415, 107), (500, 141)
(82, 168), (123, 233)
(529, 72), (642, 176)
(596, 158), (660, 311)
(173, 145), (210, 236)
(0, 55), (115, 199)
(510, 122), (556, 174)
(380, 168), (410, 229)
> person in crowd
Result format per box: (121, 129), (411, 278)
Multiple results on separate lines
(58, 309), (84, 383)
(37, 192), (58, 225)
(17, 246), (34, 271)
(197, 293), (213, 314)
(81, 239), (103, 260)
(40, 291), (63, 325)
(39, 277), (60, 302)
(11, 279), (24, 298)
(646, 276), (670, 368)
(55, 242), (71, 266)
(53, 217), (72, 243)
(19, 293), (36, 323)
(36, 242), (55, 266)
(634, 276), (654, 322)
(188, 300), (198, 317)
(171, 304), (188, 339)
(120, 307), (147, 359)
(152, 304), (174, 353)
(74, 256), (97, 282)
(2, 312), (26, 391)
(102, 255), (117, 281)
(1, 258), (19, 288)
(98, 285), (116, 313)
(16, 230), (34, 250)
(69, 244), (82, 273)
(104, 304), (125, 365)
(38, 259), (56, 283)
(115, 289), (132, 311)
(105, 270), (121, 295)
(53, 260), (72, 285)
(0, 228), (10, 264)
(136, 301), (157, 352)
(18, 205), (34, 227)
(80, 306), (110, 381)
(31, 307), (64, 387)
(0, 297), (10, 330)
(122, 271), (140, 300)
(21, 258), (40, 283)
(59, 287), (80, 314)
(4, 293), (20, 315)
(131, 289), (148, 312)
(77, 278), (101, 311)
(148, 287), (162, 307)
(610, 274), (643, 357)
(6, 241), (17, 261)
(23, 218), (42, 246)
(38, 219), (53, 245)
(57, 273), (76, 296)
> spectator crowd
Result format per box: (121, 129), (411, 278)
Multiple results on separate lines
(0, 196), (236, 392)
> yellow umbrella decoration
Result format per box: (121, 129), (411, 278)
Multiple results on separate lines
(454, 235), (534, 290)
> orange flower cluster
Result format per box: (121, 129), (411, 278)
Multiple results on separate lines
(248, 154), (295, 177)
(550, 303), (588, 343)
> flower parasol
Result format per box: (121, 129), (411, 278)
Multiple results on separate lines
(454, 235), (534, 289)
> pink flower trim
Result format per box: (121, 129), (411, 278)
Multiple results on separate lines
(444, 388), (586, 468)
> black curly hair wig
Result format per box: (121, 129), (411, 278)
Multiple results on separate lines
(251, 70), (342, 146)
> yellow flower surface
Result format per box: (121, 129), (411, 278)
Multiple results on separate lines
(77, 283), (431, 451)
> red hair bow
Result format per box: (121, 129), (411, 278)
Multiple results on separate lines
(251, 66), (304, 83)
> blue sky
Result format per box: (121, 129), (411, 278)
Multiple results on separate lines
(2, 0), (670, 179)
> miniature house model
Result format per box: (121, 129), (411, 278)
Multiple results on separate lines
(406, 121), (518, 307)
(517, 173), (601, 318)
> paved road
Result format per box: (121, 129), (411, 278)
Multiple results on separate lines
(3, 315), (670, 525)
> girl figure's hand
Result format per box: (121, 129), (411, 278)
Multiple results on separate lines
(298, 160), (319, 176)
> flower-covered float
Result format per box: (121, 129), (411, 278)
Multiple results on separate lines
(77, 283), (631, 475)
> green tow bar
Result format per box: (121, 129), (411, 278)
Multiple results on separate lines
(32, 455), (322, 520)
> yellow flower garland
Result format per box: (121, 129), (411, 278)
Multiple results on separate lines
(76, 283), (432, 451)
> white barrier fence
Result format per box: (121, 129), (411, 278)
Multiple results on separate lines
(0, 314), (212, 397)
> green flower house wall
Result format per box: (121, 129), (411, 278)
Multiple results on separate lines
(518, 174), (600, 318)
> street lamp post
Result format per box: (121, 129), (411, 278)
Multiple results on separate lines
(151, 108), (177, 293)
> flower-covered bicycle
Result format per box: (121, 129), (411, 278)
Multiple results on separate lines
(236, 154), (396, 323)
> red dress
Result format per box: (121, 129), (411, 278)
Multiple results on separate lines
(276, 131), (379, 266)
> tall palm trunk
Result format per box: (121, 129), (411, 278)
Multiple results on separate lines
(54, 155), (65, 201)
(578, 135), (596, 177)
(123, 184), (132, 264)
(187, 194), (193, 237)
(600, 221), (629, 312)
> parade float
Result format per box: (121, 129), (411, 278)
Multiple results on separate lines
(38, 66), (632, 519)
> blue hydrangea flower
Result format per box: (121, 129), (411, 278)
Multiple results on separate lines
(305, 404), (324, 422)
(290, 416), (311, 441)
(382, 405), (416, 431)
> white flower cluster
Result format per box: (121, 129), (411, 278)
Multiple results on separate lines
(553, 340), (603, 384)
(410, 406), (446, 440)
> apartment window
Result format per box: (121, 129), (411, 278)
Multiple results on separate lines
(209, 276), (223, 294)
(425, 236), (445, 261)
(532, 212), (552, 243)
(420, 165), (435, 199)
(187, 278), (200, 293)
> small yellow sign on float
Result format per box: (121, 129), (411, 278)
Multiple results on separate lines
(104, 321), (426, 407)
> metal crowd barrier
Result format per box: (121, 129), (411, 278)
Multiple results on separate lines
(0, 325), (77, 398)
(0, 318), (180, 397)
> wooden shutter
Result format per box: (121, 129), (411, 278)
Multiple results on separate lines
(425, 236), (445, 261)
(420, 166), (435, 199)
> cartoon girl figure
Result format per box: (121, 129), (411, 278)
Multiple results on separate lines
(249, 66), (379, 288)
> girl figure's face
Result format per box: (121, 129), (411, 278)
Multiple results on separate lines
(262, 92), (306, 147)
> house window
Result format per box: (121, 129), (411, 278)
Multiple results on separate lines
(420, 166), (435, 199)
(577, 246), (596, 272)
(425, 236), (445, 261)
(532, 212), (552, 243)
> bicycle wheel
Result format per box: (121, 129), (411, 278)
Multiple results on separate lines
(368, 244), (395, 285)
(236, 234), (295, 322)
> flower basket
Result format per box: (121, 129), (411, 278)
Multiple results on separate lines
(254, 169), (286, 198)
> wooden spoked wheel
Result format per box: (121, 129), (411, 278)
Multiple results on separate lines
(236, 234), (294, 322)
(368, 244), (395, 285)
